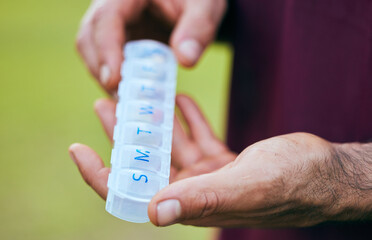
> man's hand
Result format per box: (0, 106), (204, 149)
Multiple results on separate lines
(76, 0), (226, 92)
(69, 94), (372, 228)
(148, 133), (372, 227)
(68, 94), (236, 199)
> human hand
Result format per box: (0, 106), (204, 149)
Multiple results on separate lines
(68, 94), (236, 199)
(76, 0), (226, 92)
(147, 132), (365, 227)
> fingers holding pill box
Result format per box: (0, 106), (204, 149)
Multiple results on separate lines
(71, 90), (358, 228)
(68, 94), (236, 221)
(70, 40), (235, 223)
(76, 0), (226, 93)
(73, 88), (349, 229)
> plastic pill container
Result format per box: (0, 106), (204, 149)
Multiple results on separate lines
(105, 40), (177, 223)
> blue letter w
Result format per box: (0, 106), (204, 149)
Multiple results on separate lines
(139, 106), (153, 115)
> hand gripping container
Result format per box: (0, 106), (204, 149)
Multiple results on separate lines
(105, 40), (177, 223)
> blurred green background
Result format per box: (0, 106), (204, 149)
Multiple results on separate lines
(0, 0), (232, 239)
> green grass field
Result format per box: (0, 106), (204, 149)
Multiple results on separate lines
(0, 1), (232, 239)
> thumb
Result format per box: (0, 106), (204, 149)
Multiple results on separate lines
(170, 0), (226, 67)
(148, 169), (234, 226)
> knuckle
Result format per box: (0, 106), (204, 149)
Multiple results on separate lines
(90, 1), (108, 25)
(80, 169), (97, 188)
(91, 3), (116, 26)
(75, 33), (85, 52)
(91, 9), (103, 25)
(96, 39), (113, 54)
(200, 16), (216, 32)
(75, 25), (91, 52)
(82, 174), (93, 187)
(197, 190), (220, 218)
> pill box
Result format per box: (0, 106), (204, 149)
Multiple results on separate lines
(105, 40), (177, 223)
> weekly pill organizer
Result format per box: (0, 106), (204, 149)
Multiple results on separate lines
(105, 40), (177, 223)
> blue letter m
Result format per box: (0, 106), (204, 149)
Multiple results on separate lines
(134, 149), (150, 162)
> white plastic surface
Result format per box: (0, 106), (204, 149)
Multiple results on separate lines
(105, 40), (177, 223)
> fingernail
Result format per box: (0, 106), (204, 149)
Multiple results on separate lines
(178, 39), (202, 64)
(100, 65), (110, 86)
(157, 199), (181, 226)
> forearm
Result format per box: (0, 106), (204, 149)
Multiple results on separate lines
(330, 142), (372, 221)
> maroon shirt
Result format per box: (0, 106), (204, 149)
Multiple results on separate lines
(221, 0), (372, 239)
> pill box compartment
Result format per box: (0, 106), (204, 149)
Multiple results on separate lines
(116, 100), (174, 129)
(119, 80), (166, 102)
(125, 40), (173, 63)
(106, 189), (151, 223)
(108, 168), (169, 198)
(110, 145), (171, 177)
(118, 79), (176, 111)
(113, 122), (173, 152)
(118, 79), (176, 105)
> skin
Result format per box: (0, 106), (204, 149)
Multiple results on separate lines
(69, 95), (236, 200)
(76, 0), (226, 93)
(69, 95), (372, 227)
(73, 0), (372, 229)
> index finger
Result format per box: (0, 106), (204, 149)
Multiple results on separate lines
(77, 0), (148, 92)
(93, 0), (149, 90)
